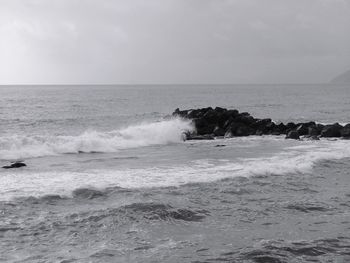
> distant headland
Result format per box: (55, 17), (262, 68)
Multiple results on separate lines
(331, 69), (350, 84)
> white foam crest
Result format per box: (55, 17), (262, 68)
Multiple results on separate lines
(0, 118), (193, 160)
(1, 139), (350, 201)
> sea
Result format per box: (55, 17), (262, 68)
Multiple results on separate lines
(0, 84), (349, 263)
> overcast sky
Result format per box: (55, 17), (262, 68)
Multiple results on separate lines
(0, 0), (349, 84)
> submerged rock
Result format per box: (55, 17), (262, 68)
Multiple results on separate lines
(2, 162), (27, 169)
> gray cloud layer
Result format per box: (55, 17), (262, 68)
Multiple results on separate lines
(0, 0), (349, 84)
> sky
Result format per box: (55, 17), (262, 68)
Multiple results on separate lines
(0, 0), (349, 84)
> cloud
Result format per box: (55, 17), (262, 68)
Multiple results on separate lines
(0, 0), (349, 84)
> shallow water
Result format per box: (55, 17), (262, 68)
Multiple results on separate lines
(0, 84), (350, 262)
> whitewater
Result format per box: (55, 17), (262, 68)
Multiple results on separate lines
(1, 123), (350, 201)
(0, 118), (193, 160)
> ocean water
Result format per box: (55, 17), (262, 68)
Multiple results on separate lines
(0, 84), (350, 263)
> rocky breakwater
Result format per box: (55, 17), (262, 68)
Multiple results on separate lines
(173, 107), (350, 140)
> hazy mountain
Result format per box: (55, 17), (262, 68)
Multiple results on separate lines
(331, 70), (350, 84)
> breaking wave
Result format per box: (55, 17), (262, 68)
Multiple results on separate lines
(0, 118), (193, 160)
(2, 138), (350, 201)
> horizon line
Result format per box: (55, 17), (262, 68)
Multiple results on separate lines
(0, 82), (336, 86)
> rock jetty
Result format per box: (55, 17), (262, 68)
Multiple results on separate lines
(173, 107), (350, 140)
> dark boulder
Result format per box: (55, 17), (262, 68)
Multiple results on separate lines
(225, 123), (240, 137)
(226, 122), (255, 137)
(192, 118), (215, 135)
(2, 162), (27, 169)
(308, 127), (320, 136)
(216, 112), (229, 128)
(225, 109), (239, 119)
(173, 108), (181, 116)
(255, 129), (264, 136)
(173, 107), (215, 119)
(202, 109), (219, 124)
(320, 123), (343, 138)
(296, 122), (316, 136)
(254, 118), (273, 135)
(286, 122), (297, 131)
(316, 123), (325, 132)
(271, 128), (282, 136)
(286, 130), (300, 140)
(173, 108), (189, 118)
(253, 118), (271, 127)
(188, 108), (205, 119)
(213, 126), (226, 137)
(341, 124), (350, 138)
(214, 107), (227, 114)
(235, 112), (256, 126)
(270, 123), (287, 135)
(223, 117), (235, 130)
(265, 122), (276, 134)
(236, 125), (255, 136)
(276, 123), (288, 134)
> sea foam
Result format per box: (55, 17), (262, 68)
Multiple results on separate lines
(0, 118), (193, 160)
(1, 137), (350, 201)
